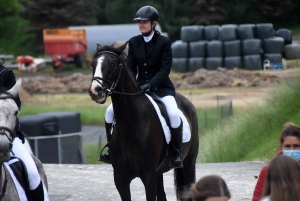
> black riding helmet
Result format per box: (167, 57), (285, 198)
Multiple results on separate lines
(133, 6), (159, 22)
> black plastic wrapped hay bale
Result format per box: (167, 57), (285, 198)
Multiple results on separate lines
(181, 25), (204, 42)
(172, 58), (188, 72)
(207, 40), (223, 57)
(204, 25), (220, 41)
(189, 41), (207, 58)
(219, 24), (238, 41)
(263, 53), (282, 63)
(206, 57), (223, 70)
(237, 24), (255, 40)
(242, 39), (263, 55)
(224, 40), (241, 57)
(243, 55), (262, 70)
(263, 37), (284, 54)
(20, 115), (59, 137)
(284, 43), (300, 59)
(171, 40), (189, 58)
(275, 28), (292, 45)
(37, 112), (81, 134)
(256, 23), (274, 39)
(189, 57), (205, 72)
(224, 56), (242, 69)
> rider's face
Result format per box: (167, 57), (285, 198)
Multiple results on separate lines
(137, 20), (152, 34)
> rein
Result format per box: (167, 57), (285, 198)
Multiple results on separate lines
(92, 51), (144, 96)
(0, 167), (8, 201)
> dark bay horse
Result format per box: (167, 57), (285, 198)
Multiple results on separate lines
(88, 42), (199, 201)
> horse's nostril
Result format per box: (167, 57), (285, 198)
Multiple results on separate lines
(95, 86), (102, 92)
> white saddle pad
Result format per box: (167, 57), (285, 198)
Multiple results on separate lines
(145, 94), (191, 144)
(4, 158), (28, 201)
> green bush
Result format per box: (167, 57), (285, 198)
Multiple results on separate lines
(198, 77), (300, 162)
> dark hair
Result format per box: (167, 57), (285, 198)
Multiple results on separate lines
(279, 122), (300, 145)
(181, 175), (231, 201)
(262, 155), (300, 201)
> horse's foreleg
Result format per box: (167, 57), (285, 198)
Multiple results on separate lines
(141, 173), (157, 201)
(156, 174), (167, 201)
(114, 171), (131, 201)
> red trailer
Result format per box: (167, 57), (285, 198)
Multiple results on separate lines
(43, 28), (87, 69)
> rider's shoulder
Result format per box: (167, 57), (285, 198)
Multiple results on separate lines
(129, 35), (141, 43)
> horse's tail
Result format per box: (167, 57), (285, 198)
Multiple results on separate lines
(174, 168), (185, 201)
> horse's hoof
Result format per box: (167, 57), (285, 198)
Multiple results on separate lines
(169, 162), (184, 169)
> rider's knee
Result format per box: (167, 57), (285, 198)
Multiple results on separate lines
(105, 104), (114, 123)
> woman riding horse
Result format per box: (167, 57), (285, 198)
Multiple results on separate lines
(101, 5), (183, 168)
(0, 63), (48, 201)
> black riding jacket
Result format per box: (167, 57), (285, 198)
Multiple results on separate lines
(126, 31), (175, 97)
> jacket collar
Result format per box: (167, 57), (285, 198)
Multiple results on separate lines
(138, 32), (159, 58)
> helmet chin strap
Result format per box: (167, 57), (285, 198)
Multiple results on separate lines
(142, 21), (154, 36)
(142, 30), (153, 36)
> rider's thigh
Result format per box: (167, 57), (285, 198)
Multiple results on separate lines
(11, 137), (41, 190)
(154, 95), (181, 128)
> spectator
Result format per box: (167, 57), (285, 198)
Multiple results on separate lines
(252, 122), (300, 201)
(181, 175), (231, 201)
(260, 155), (300, 201)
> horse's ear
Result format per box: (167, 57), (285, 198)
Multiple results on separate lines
(7, 78), (22, 98)
(96, 44), (103, 51)
(116, 41), (129, 54)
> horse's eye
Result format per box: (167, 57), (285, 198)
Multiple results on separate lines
(110, 63), (114, 67)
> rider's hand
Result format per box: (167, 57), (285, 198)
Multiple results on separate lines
(140, 83), (151, 91)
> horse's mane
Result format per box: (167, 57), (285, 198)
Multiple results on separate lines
(92, 43), (127, 61)
(92, 43), (141, 88)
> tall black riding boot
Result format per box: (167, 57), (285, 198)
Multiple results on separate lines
(29, 180), (44, 201)
(98, 122), (112, 163)
(170, 120), (183, 168)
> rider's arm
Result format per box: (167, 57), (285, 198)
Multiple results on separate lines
(148, 37), (172, 90)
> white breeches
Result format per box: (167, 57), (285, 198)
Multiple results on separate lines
(11, 138), (41, 190)
(105, 95), (181, 128)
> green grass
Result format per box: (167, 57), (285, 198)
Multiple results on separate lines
(83, 143), (104, 164)
(198, 77), (300, 163)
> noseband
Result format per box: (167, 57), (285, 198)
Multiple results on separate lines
(91, 51), (144, 96)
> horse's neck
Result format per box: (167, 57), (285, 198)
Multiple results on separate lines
(112, 67), (150, 123)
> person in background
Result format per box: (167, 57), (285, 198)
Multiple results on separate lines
(252, 122), (300, 201)
(260, 155), (300, 201)
(0, 61), (49, 201)
(181, 175), (231, 201)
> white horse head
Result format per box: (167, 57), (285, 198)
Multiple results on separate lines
(0, 78), (22, 163)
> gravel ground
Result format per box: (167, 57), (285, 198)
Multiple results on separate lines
(45, 161), (267, 201)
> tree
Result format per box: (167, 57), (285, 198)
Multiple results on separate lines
(19, 0), (98, 54)
(0, 0), (31, 54)
(189, 0), (227, 25)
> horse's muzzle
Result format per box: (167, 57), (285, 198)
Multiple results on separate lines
(0, 136), (12, 163)
(88, 85), (108, 104)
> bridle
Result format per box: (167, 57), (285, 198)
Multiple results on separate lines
(0, 92), (16, 200)
(0, 92), (16, 146)
(91, 51), (144, 96)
